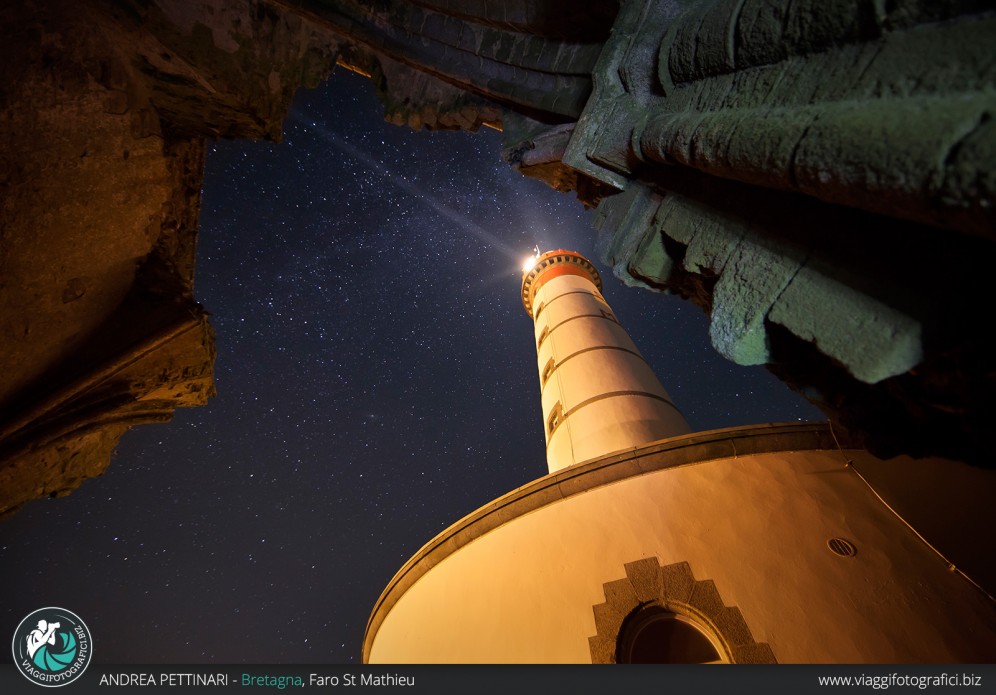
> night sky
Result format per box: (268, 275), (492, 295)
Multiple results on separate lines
(0, 70), (822, 664)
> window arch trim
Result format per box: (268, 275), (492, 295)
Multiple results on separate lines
(588, 558), (776, 664)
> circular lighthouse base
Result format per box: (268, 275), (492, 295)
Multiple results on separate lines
(363, 423), (996, 664)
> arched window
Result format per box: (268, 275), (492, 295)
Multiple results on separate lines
(589, 558), (775, 664)
(617, 606), (721, 664)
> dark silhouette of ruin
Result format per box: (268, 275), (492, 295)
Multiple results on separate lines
(2, 0), (994, 517)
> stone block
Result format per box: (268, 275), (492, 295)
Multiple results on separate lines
(662, 194), (749, 276)
(627, 227), (675, 286)
(687, 579), (725, 620)
(708, 235), (804, 365)
(692, 0), (738, 80)
(592, 600), (628, 638)
(731, 641), (777, 664)
(624, 558), (664, 602)
(602, 577), (640, 615)
(587, 96), (645, 177)
(661, 561), (696, 604)
(666, 5), (698, 84)
(594, 184), (663, 286)
(767, 262), (923, 383)
(733, 0), (791, 70)
(712, 606), (755, 647)
(588, 635), (616, 664)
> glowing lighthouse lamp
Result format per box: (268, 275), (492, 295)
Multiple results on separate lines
(520, 249), (690, 473)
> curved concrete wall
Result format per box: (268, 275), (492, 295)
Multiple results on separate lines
(366, 429), (996, 663)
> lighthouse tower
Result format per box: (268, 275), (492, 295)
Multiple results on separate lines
(521, 249), (690, 472)
(363, 248), (996, 665)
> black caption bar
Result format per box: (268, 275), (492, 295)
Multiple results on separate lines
(1, 664), (992, 695)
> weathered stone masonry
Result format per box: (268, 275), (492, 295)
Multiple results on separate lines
(1, 0), (994, 514)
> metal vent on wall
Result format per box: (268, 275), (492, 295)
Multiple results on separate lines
(827, 538), (857, 557)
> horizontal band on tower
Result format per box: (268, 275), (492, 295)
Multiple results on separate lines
(542, 312), (621, 345)
(540, 345), (650, 395)
(533, 289), (602, 321)
(546, 390), (685, 447)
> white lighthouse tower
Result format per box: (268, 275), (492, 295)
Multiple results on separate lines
(363, 249), (996, 665)
(520, 249), (690, 472)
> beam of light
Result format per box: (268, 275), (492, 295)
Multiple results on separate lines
(290, 110), (519, 261)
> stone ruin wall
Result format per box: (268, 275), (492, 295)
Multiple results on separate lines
(1, 0), (994, 516)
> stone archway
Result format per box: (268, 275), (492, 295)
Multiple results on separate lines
(588, 557), (776, 664)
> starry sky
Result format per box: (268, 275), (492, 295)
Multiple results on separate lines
(0, 70), (823, 664)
